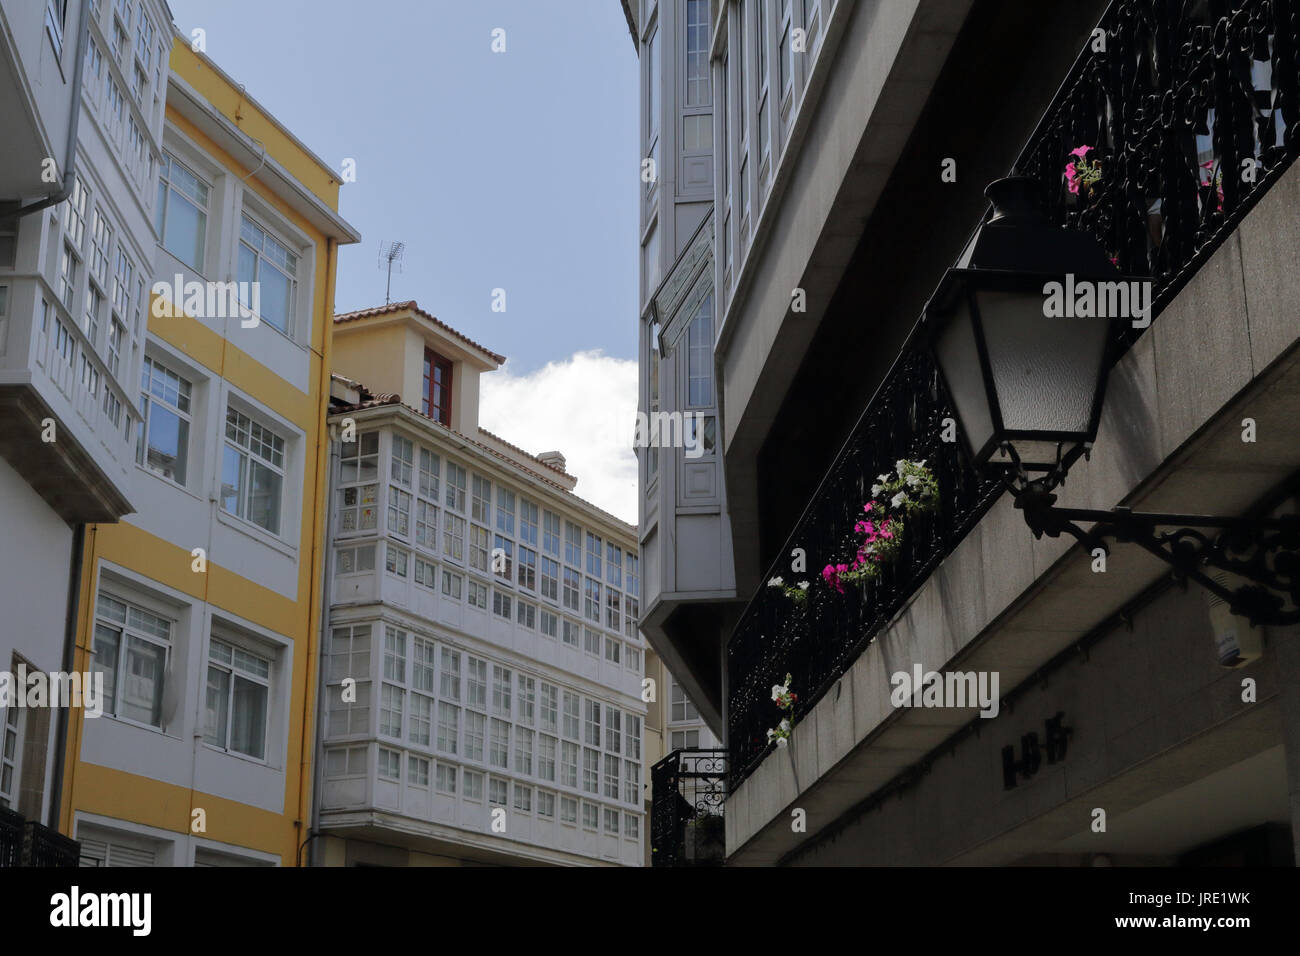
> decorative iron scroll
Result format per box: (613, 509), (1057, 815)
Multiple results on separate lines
(650, 749), (727, 866)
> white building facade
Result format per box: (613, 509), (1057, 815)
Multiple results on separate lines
(318, 303), (647, 866)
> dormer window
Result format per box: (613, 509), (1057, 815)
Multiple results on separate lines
(423, 348), (453, 425)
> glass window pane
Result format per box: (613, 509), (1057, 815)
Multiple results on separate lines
(231, 675), (267, 759)
(204, 665), (229, 747)
(122, 636), (166, 726)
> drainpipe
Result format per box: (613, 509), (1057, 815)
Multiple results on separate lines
(48, 522), (85, 831)
(307, 429), (339, 866)
(6, 0), (91, 222)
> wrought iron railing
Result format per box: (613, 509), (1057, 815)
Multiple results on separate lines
(650, 749), (727, 867)
(0, 807), (23, 867)
(22, 820), (81, 867)
(725, 0), (1300, 791)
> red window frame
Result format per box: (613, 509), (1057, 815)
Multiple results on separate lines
(423, 348), (453, 425)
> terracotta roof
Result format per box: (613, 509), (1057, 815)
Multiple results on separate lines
(334, 301), (506, 365)
(327, 382), (635, 535)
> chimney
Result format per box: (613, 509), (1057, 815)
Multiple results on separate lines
(537, 451), (567, 473)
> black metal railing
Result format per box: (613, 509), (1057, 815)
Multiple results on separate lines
(650, 749), (727, 866)
(1016, 0), (1300, 337)
(22, 820), (81, 867)
(725, 0), (1300, 791)
(0, 808), (80, 867)
(0, 807), (23, 867)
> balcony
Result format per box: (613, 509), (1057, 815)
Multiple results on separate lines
(0, 807), (81, 867)
(650, 749), (726, 866)
(726, 0), (1300, 792)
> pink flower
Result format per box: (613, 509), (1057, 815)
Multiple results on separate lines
(863, 502), (874, 513)
(1070, 145), (1093, 159)
(1109, 256), (1119, 267)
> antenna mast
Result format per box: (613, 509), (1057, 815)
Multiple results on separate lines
(378, 240), (406, 305)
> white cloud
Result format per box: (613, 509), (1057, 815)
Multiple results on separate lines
(479, 350), (638, 524)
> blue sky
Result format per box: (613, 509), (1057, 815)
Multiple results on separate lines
(166, 0), (641, 520)
(166, 0), (639, 375)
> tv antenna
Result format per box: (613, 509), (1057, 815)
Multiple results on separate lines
(378, 240), (405, 305)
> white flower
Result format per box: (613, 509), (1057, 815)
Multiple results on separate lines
(797, 581), (810, 590)
(891, 491), (908, 509)
(895, 459), (908, 474)
(916, 460), (926, 469)
(771, 684), (789, 702)
(776, 736), (788, 748)
(779, 718), (791, 732)
(767, 576), (784, 588)
(766, 728), (776, 742)
(877, 473), (890, 484)
(871, 483), (883, 496)
(906, 475), (920, 488)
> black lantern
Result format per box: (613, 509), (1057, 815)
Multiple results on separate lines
(924, 176), (1145, 472)
(918, 176), (1299, 627)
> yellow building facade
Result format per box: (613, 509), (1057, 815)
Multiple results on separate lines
(59, 35), (358, 866)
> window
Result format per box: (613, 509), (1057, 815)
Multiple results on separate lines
(604, 706), (622, 754)
(89, 209), (112, 285)
(586, 532), (602, 577)
(645, 26), (660, 192)
(537, 791), (556, 818)
(514, 728), (533, 775)
(471, 475), (491, 524)
(444, 462), (466, 511)
(380, 683), (404, 739)
(442, 569), (463, 600)
(387, 486), (411, 538)
(625, 597), (640, 639)
(583, 748), (600, 794)
(492, 589), (511, 620)
(439, 648), (460, 700)
(564, 522), (582, 567)
(543, 510), (561, 556)
(444, 514), (466, 563)
(414, 556), (437, 590)
(65, 175), (89, 247)
(107, 318), (125, 375)
(137, 356), (191, 485)
(422, 349), (452, 424)
(583, 802), (600, 830)
(513, 783), (532, 813)
(325, 746), (367, 779)
(327, 624), (370, 736)
(647, 332), (660, 480)
(671, 680), (700, 721)
(625, 757), (641, 804)
(584, 699), (601, 747)
(409, 755), (430, 787)
(409, 692), (432, 746)
(435, 763), (456, 794)
(519, 499), (538, 546)
(412, 639), (436, 693)
(469, 525), (490, 573)
(562, 692), (580, 740)
(539, 683), (558, 733)
(561, 618), (581, 648)
(237, 215), (298, 335)
(489, 718), (509, 768)
(562, 568), (581, 612)
(537, 734), (557, 781)
(495, 487), (515, 535)
(467, 657), (487, 709)
(604, 753), (621, 800)
(560, 740), (579, 789)
(335, 544), (375, 576)
(222, 406), (286, 535)
(418, 447), (440, 500)
(83, 285), (103, 347)
(489, 778), (508, 806)
(436, 702), (459, 754)
(1, 702), (21, 810)
(46, 0), (70, 54)
(516, 675), (535, 726)
(605, 590), (622, 633)
(540, 609), (558, 638)
(539, 557), (559, 603)
(671, 729), (700, 750)
(378, 748), (401, 781)
(58, 242), (78, 309)
(491, 665), (512, 716)
(626, 645), (642, 671)
(203, 637), (271, 760)
(688, 294), (715, 407)
(339, 432), (379, 533)
(584, 579), (602, 623)
(625, 814), (640, 839)
(415, 500), (437, 551)
(463, 770), (483, 801)
(561, 795), (578, 824)
(604, 637), (621, 665)
(92, 593), (171, 727)
(464, 711), (485, 762)
(492, 537), (513, 583)
(517, 547), (537, 591)
(156, 152), (208, 271)
(685, 0), (711, 105)
(583, 627), (601, 657)
(390, 435), (414, 486)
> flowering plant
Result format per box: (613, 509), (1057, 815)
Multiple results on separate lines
(1200, 160), (1224, 213)
(822, 459), (938, 593)
(767, 575), (812, 605)
(1065, 145), (1103, 198)
(766, 673), (797, 748)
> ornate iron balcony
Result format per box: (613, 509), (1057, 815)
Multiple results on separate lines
(0, 809), (80, 867)
(650, 749), (727, 867)
(0, 807), (22, 868)
(725, 0), (1300, 791)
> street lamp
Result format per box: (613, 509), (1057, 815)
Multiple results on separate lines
(924, 177), (1300, 627)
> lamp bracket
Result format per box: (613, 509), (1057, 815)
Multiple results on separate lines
(1011, 491), (1300, 627)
